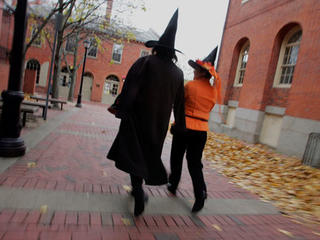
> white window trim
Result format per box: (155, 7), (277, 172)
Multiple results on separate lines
(111, 43), (124, 64)
(241, 0), (249, 4)
(233, 42), (249, 87)
(273, 26), (301, 88)
(87, 46), (98, 59)
(140, 49), (150, 57)
(31, 25), (42, 47)
(65, 37), (76, 54)
(87, 38), (98, 59)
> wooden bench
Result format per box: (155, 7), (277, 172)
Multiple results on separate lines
(30, 95), (67, 110)
(0, 103), (39, 127)
(22, 100), (47, 118)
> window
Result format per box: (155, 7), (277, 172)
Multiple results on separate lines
(26, 59), (40, 84)
(31, 25), (41, 46)
(105, 75), (119, 96)
(140, 50), (149, 57)
(274, 28), (302, 87)
(112, 43), (123, 63)
(60, 67), (71, 87)
(65, 36), (76, 53)
(234, 42), (249, 86)
(87, 38), (98, 58)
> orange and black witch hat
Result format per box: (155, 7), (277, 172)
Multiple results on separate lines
(188, 46), (222, 105)
(188, 46), (218, 73)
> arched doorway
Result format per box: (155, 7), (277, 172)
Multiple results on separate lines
(102, 75), (119, 104)
(24, 59), (40, 94)
(82, 72), (93, 101)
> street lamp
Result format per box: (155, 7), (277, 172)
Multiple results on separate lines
(0, 0), (28, 157)
(75, 39), (91, 108)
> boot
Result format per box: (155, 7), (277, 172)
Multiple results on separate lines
(192, 191), (207, 213)
(167, 183), (177, 195)
(132, 189), (148, 217)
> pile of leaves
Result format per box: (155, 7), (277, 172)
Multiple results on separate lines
(204, 132), (320, 225)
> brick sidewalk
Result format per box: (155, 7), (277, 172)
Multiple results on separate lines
(0, 103), (319, 240)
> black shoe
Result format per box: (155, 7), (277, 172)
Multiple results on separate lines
(192, 191), (207, 213)
(167, 183), (177, 195)
(133, 189), (148, 217)
(130, 189), (149, 201)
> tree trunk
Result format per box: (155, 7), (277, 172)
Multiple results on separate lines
(51, 1), (65, 107)
(51, 34), (63, 103)
(68, 34), (79, 102)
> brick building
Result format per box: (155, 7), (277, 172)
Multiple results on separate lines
(0, 0), (158, 105)
(211, 0), (320, 157)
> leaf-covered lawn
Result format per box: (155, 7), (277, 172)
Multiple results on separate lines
(204, 132), (320, 225)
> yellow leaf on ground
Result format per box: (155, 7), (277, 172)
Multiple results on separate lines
(277, 229), (293, 237)
(40, 205), (48, 214)
(122, 185), (132, 192)
(212, 224), (222, 231)
(27, 162), (36, 168)
(312, 231), (320, 236)
(121, 218), (131, 226)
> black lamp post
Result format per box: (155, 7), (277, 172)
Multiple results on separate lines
(75, 39), (91, 108)
(0, 0), (28, 157)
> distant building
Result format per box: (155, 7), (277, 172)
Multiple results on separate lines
(0, 0), (158, 105)
(211, 0), (320, 158)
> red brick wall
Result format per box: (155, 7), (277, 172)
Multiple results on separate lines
(23, 21), (150, 102)
(218, 0), (320, 120)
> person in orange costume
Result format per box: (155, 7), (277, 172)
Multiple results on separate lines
(168, 46), (221, 212)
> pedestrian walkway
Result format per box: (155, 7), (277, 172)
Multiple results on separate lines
(0, 103), (318, 240)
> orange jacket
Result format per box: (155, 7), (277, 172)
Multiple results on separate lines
(184, 78), (216, 131)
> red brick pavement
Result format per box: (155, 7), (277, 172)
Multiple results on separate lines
(0, 102), (319, 239)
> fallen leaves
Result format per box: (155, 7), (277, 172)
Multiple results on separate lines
(212, 224), (222, 231)
(204, 132), (320, 224)
(122, 185), (132, 193)
(40, 205), (48, 214)
(277, 229), (294, 237)
(27, 162), (37, 168)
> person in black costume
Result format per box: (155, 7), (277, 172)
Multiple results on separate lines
(107, 9), (185, 216)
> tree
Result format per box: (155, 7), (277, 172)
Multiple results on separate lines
(25, 0), (146, 102)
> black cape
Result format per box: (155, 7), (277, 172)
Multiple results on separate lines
(107, 55), (185, 185)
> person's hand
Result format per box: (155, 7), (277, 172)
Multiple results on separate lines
(107, 105), (117, 115)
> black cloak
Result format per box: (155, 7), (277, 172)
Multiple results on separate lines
(107, 55), (185, 185)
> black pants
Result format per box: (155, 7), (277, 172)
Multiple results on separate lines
(169, 129), (207, 199)
(130, 174), (143, 191)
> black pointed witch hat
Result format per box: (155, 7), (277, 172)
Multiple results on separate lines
(188, 46), (218, 72)
(145, 9), (181, 53)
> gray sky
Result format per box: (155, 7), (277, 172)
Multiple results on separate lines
(128, 0), (229, 79)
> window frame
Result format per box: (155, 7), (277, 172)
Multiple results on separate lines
(273, 26), (302, 88)
(140, 49), (150, 57)
(87, 38), (98, 58)
(31, 25), (42, 47)
(233, 42), (250, 87)
(111, 43), (124, 63)
(65, 36), (77, 54)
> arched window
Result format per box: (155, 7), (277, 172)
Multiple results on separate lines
(26, 59), (40, 84)
(234, 42), (249, 86)
(105, 75), (119, 96)
(274, 27), (302, 87)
